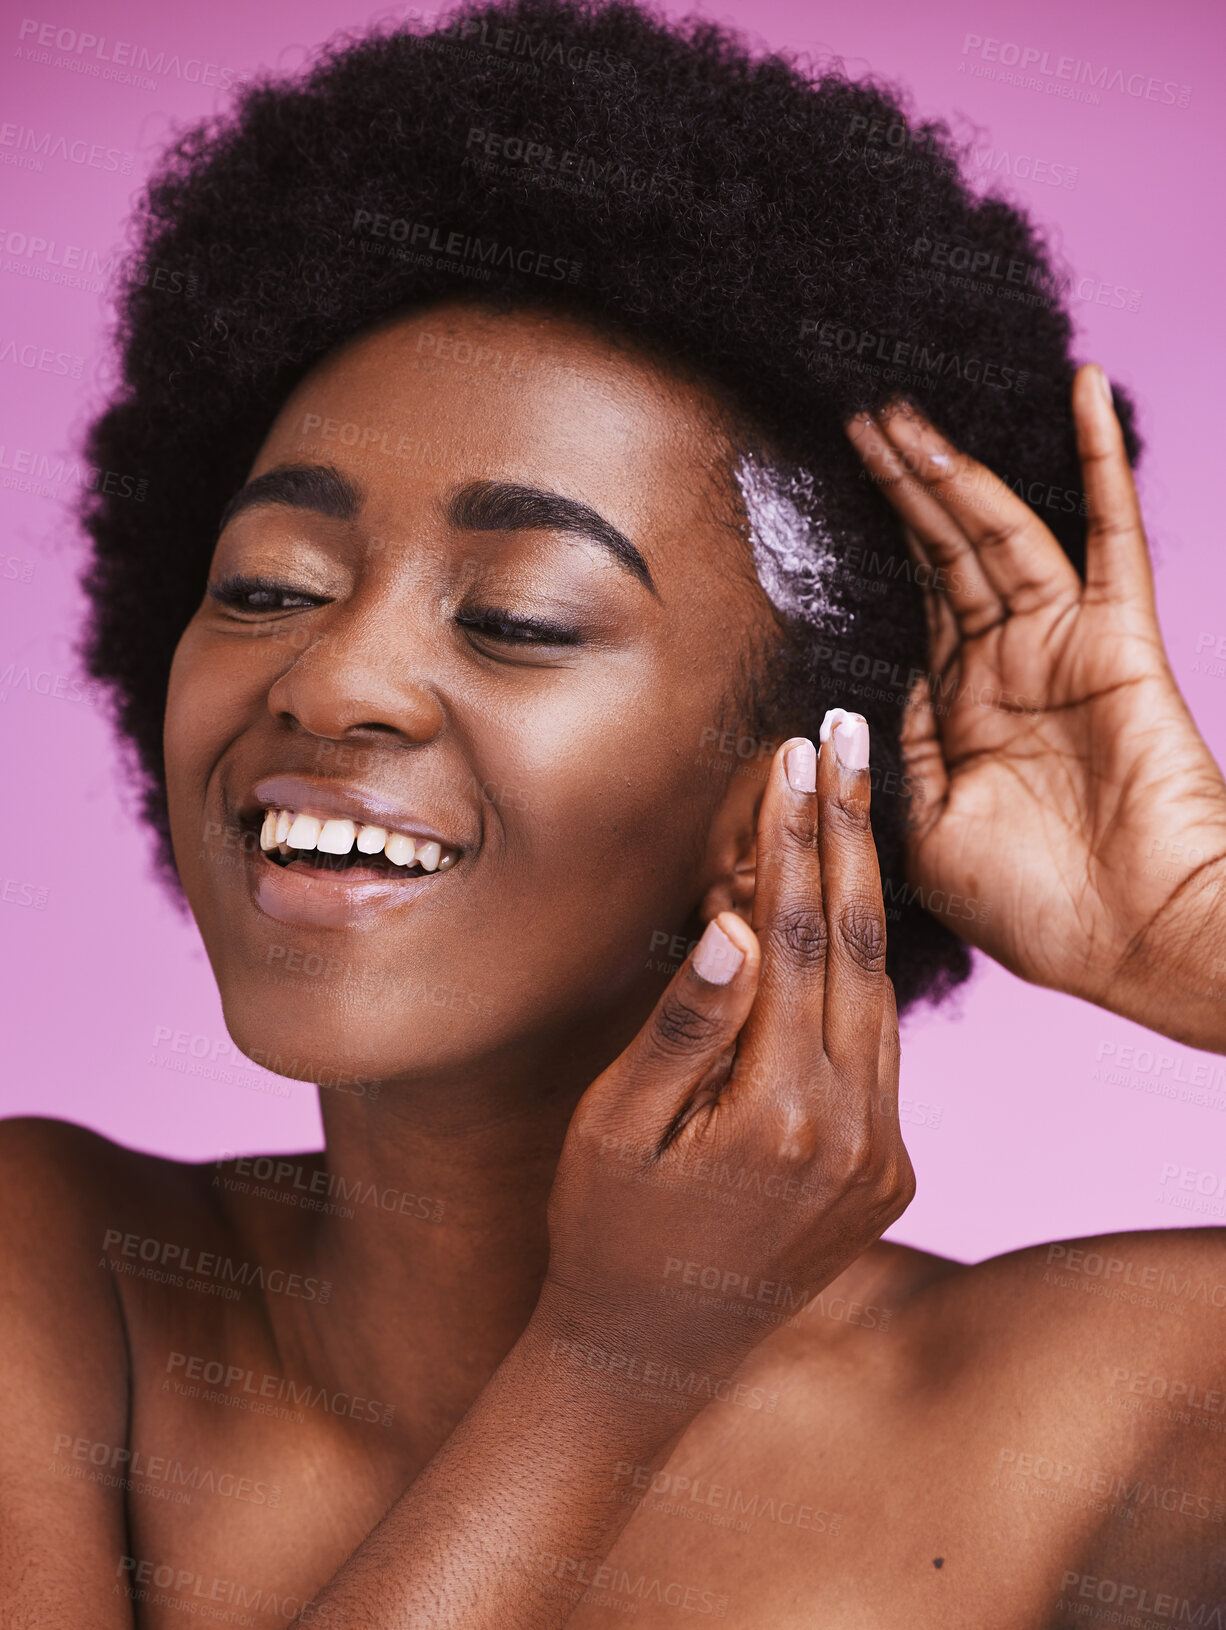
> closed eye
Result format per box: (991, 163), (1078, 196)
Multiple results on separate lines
(208, 573), (323, 613)
(455, 607), (583, 646)
(207, 576), (583, 647)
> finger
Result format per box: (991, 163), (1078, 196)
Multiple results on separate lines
(898, 669), (947, 839)
(612, 912), (760, 1129)
(902, 521), (960, 676)
(733, 734), (828, 1093)
(866, 401), (1084, 616)
(815, 709), (887, 1076)
(877, 978), (900, 1104)
(845, 411), (1005, 636)
(878, 981), (915, 1217)
(868, 978), (902, 1138)
(1074, 363), (1157, 615)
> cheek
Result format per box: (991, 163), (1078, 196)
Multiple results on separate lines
(164, 631), (264, 823)
(499, 703), (714, 897)
(164, 636), (207, 807)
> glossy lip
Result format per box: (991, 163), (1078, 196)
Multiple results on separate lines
(247, 843), (448, 928)
(238, 772), (471, 928)
(247, 773), (466, 851)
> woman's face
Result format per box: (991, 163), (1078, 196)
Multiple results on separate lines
(165, 298), (778, 1088)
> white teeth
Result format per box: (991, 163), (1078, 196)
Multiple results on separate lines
(259, 807), (458, 871)
(317, 818), (357, 855)
(286, 813), (323, 849)
(384, 833), (416, 867)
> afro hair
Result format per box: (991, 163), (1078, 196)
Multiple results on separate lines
(76, 0), (1142, 1016)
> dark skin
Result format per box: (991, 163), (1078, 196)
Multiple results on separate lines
(2, 300), (1224, 1628)
(849, 391), (1226, 1049)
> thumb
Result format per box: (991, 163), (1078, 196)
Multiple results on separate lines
(595, 912), (760, 1136)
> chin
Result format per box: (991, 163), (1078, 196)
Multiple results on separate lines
(215, 973), (491, 1092)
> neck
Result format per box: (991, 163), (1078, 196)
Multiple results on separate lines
(275, 1010), (639, 1446)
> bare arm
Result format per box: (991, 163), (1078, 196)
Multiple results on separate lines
(291, 721), (909, 1626)
(291, 1317), (698, 1627)
(5, 724), (905, 1628)
(0, 1119), (135, 1629)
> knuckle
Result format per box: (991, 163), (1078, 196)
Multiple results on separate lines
(1087, 514), (1136, 545)
(834, 1123), (876, 1186)
(768, 1119), (821, 1169)
(770, 904), (829, 970)
(652, 993), (722, 1055)
(780, 807), (821, 852)
(827, 794), (873, 836)
(829, 1121), (913, 1217)
(1078, 442), (1114, 471)
(978, 515), (1028, 556)
(881, 1152), (917, 1216)
(837, 900), (887, 973)
(959, 605), (1007, 640)
(917, 533), (960, 566)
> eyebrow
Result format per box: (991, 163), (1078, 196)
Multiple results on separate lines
(217, 463), (361, 533)
(217, 463), (656, 593)
(447, 479), (655, 593)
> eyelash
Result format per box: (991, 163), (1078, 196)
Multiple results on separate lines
(207, 574), (582, 647)
(454, 606), (582, 647)
(209, 573), (317, 612)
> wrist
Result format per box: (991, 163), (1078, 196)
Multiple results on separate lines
(516, 1296), (754, 1444)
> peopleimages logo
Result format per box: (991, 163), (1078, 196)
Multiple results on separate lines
(798, 317), (1029, 394)
(959, 34), (1191, 107)
(53, 1433), (281, 1507)
(349, 209), (582, 284)
(100, 1228), (332, 1304)
(16, 19), (240, 88)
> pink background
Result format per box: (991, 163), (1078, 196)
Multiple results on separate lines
(2, 0), (1223, 1262)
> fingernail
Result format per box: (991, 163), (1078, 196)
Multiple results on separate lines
(819, 708), (870, 771)
(1093, 364), (1114, 409)
(785, 738), (817, 793)
(885, 408), (953, 472)
(693, 919), (744, 985)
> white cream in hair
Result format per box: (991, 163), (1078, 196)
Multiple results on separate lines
(733, 452), (849, 629)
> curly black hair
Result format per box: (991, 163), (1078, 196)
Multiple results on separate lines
(76, 0), (1141, 1017)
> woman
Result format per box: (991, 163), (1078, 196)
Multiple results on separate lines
(7, 0), (1225, 1622)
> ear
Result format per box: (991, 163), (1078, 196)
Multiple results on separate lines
(697, 758), (766, 926)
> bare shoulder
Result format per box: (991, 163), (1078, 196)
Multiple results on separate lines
(943, 1229), (1226, 1596)
(936, 1224), (1226, 1347)
(0, 1112), (221, 1263)
(0, 1116), (216, 1624)
(0, 1110), (222, 1385)
(761, 1227), (1226, 1520)
(868, 1225), (1226, 1419)
(970, 1225), (1226, 1449)
(698, 1232), (1226, 1621)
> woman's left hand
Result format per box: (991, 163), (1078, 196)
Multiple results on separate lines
(846, 364), (1226, 1051)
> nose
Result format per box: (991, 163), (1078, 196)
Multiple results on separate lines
(264, 598), (447, 749)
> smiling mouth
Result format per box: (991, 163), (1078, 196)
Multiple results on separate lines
(257, 807), (461, 881)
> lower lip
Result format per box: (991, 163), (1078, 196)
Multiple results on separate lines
(247, 847), (449, 927)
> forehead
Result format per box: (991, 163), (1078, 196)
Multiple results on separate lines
(254, 299), (740, 552)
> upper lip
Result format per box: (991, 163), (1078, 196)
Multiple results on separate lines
(242, 773), (469, 852)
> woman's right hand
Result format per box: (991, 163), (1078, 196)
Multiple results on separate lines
(535, 710), (913, 1394)
(292, 716), (911, 1630)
